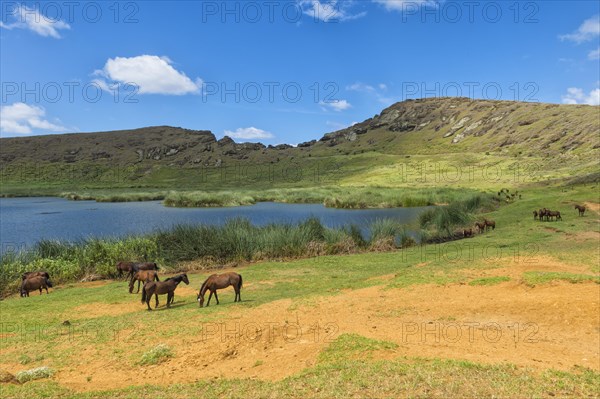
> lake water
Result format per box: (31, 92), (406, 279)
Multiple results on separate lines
(0, 197), (431, 253)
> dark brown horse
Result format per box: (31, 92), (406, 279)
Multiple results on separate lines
(141, 273), (189, 310)
(539, 208), (548, 221)
(463, 228), (473, 238)
(116, 261), (135, 278)
(474, 221), (486, 234)
(484, 219), (496, 231)
(197, 272), (243, 307)
(533, 210), (538, 220)
(22, 271), (50, 280)
(575, 204), (586, 216)
(129, 270), (160, 294)
(21, 275), (53, 297)
(546, 210), (562, 221)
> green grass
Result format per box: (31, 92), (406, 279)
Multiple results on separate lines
(2, 360), (598, 398)
(469, 276), (510, 286)
(137, 344), (174, 365)
(522, 271), (600, 286)
(318, 333), (398, 363)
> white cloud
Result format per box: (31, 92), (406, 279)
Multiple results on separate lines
(0, 4), (70, 38)
(346, 82), (376, 92)
(94, 55), (202, 95)
(298, 0), (366, 22)
(372, 0), (437, 12)
(561, 87), (600, 105)
(346, 81), (394, 105)
(320, 99), (352, 111)
(588, 47), (600, 60)
(0, 103), (67, 135)
(560, 15), (600, 43)
(224, 127), (274, 140)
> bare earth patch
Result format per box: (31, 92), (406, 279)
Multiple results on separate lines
(461, 256), (597, 280)
(583, 202), (600, 215)
(71, 302), (141, 319)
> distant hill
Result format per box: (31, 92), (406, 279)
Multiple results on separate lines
(1, 97), (598, 191)
(316, 97), (599, 157)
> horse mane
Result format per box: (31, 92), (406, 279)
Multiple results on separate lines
(165, 274), (186, 283)
(199, 277), (210, 295)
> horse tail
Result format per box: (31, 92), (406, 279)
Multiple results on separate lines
(238, 274), (243, 289)
(154, 262), (159, 270)
(45, 278), (53, 288)
(155, 273), (160, 282)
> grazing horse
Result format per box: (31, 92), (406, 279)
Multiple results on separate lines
(129, 270), (160, 294)
(463, 228), (473, 238)
(116, 261), (135, 278)
(21, 275), (53, 297)
(127, 262), (159, 283)
(533, 210), (538, 220)
(484, 219), (496, 231)
(474, 221), (486, 234)
(197, 273), (243, 307)
(22, 271), (50, 281)
(575, 204), (586, 217)
(539, 208), (548, 221)
(141, 274), (189, 310)
(546, 210), (562, 221)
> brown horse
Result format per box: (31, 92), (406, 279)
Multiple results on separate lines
(126, 262), (159, 283)
(575, 204), (586, 216)
(539, 208), (548, 221)
(129, 270), (160, 294)
(22, 271), (50, 280)
(21, 275), (53, 297)
(474, 221), (486, 234)
(141, 274), (189, 310)
(533, 210), (538, 220)
(197, 272), (243, 307)
(484, 219), (496, 231)
(116, 261), (135, 278)
(546, 210), (562, 221)
(463, 228), (473, 238)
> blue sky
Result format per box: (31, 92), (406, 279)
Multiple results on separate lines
(1, 1), (599, 144)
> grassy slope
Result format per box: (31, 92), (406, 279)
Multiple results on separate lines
(1, 184), (598, 398)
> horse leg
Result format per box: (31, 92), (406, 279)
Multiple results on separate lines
(166, 292), (172, 308)
(155, 294), (159, 309)
(136, 280), (141, 294)
(214, 290), (219, 305)
(146, 288), (152, 311)
(207, 291), (213, 306)
(39, 287), (42, 295)
(45, 286), (49, 294)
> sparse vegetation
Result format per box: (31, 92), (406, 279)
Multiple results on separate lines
(522, 271), (600, 286)
(15, 367), (54, 383)
(137, 344), (174, 366)
(469, 276), (510, 286)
